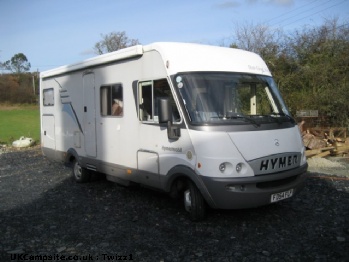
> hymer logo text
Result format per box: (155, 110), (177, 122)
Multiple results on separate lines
(260, 155), (298, 171)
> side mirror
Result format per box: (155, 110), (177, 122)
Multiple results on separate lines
(158, 97), (171, 123)
(157, 97), (181, 140)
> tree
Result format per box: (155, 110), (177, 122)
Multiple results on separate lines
(0, 73), (37, 103)
(230, 19), (349, 128)
(230, 22), (284, 60)
(94, 31), (140, 55)
(287, 19), (349, 127)
(3, 53), (31, 74)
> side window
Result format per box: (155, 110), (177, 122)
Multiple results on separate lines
(43, 88), (54, 106)
(100, 84), (123, 117)
(138, 79), (180, 123)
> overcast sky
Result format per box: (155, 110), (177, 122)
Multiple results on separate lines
(1, 0), (348, 72)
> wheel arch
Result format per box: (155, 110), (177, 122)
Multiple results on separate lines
(65, 148), (79, 165)
(162, 165), (217, 208)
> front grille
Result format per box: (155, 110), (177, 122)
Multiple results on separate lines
(256, 175), (298, 189)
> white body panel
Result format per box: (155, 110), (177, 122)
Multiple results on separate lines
(40, 44), (197, 179)
(229, 127), (304, 161)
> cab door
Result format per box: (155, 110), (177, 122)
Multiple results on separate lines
(137, 79), (183, 186)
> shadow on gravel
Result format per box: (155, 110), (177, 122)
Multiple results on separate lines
(0, 149), (348, 261)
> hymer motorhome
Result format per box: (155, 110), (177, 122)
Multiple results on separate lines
(40, 42), (308, 221)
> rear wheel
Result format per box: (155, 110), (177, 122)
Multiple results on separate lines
(184, 181), (206, 221)
(72, 159), (90, 183)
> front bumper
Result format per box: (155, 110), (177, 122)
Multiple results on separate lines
(200, 163), (308, 209)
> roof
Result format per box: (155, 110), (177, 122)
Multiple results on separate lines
(40, 42), (271, 78)
(40, 45), (143, 78)
(144, 42), (271, 76)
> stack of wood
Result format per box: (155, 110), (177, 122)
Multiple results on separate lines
(298, 121), (349, 158)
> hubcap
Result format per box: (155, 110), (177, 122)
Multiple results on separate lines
(184, 189), (192, 212)
(74, 162), (82, 179)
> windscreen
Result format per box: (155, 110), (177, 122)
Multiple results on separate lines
(174, 72), (292, 125)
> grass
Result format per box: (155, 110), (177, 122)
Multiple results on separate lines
(0, 104), (40, 145)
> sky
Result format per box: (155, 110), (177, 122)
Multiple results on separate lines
(1, 0), (348, 72)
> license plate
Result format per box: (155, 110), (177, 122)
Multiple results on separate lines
(271, 189), (294, 203)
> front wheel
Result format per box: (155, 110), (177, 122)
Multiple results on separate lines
(184, 181), (206, 221)
(72, 159), (90, 183)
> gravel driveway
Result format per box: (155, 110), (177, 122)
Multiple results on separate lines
(0, 146), (348, 262)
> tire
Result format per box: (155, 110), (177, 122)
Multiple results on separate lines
(183, 181), (206, 221)
(72, 159), (90, 183)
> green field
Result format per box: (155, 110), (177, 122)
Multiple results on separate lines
(0, 105), (40, 145)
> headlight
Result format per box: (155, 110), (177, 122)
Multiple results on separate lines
(219, 163), (226, 172)
(236, 163), (243, 172)
(219, 162), (246, 175)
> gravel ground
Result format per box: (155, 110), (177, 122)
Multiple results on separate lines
(0, 146), (348, 262)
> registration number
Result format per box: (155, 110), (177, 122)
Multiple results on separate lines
(271, 189), (294, 203)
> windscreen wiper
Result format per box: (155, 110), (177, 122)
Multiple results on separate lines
(221, 114), (260, 127)
(237, 115), (260, 127)
(270, 113), (295, 124)
(266, 114), (283, 124)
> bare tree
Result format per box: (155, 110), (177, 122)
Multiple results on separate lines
(94, 31), (140, 55)
(230, 22), (284, 58)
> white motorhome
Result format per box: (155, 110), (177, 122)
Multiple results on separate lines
(40, 42), (308, 221)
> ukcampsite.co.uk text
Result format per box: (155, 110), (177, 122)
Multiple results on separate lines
(10, 253), (134, 261)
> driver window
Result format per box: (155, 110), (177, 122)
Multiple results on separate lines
(138, 79), (180, 123)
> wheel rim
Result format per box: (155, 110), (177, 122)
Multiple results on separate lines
(74, 162), (82, 180)
(184, 189), (192, 212)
